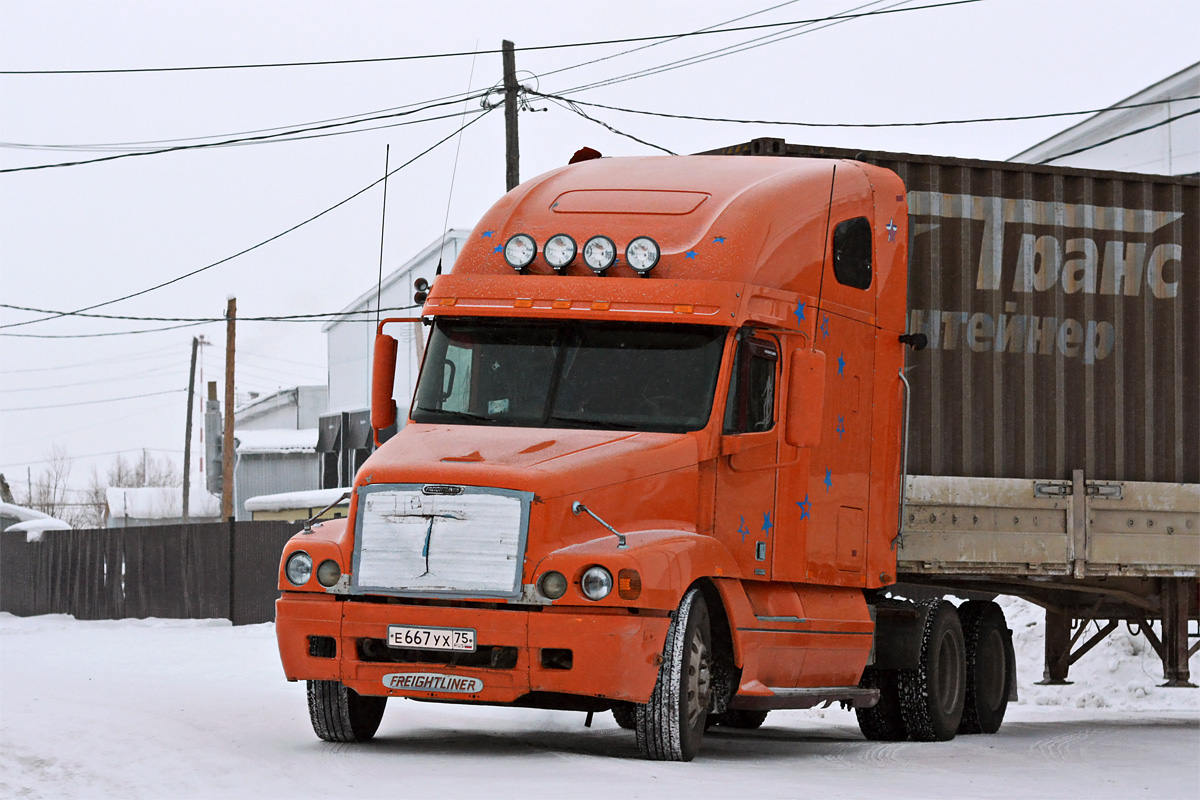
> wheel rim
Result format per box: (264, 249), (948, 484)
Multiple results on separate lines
(685, 627), (712, 730)
(936, 629), (963, 714)
(979, 628), (1006, 710)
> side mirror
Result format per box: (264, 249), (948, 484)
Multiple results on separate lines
(785, 349), (826, 448)
(371, 334), (399, 432)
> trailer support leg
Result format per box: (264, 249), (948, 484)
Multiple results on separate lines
(1037, 608), (1073, 685)
(1161, 579), (1196, 688)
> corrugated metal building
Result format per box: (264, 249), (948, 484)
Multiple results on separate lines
(232, 430), (320, 522)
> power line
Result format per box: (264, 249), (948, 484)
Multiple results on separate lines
(0, 363), (181, 393)
(531, 91), (1200, 129)
(0, 322), (213, 339)
(0, 344), (181, 373)
(0, 111), (491, 331)
(547, 97), (676, 155)
(0, 447), (184, 470)
(0, 2), (981, 75)
(1036, 107), (1200, 164)
(0, 302), (422, 324)
(2, 389), (186, 412)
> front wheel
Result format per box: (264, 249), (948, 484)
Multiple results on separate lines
(711, 709), (769, 729)
(636, 587), (713, 761)
(307, 680), (387, 742)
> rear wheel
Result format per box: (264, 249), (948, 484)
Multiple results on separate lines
(856, 667), (907, 741)
(898, 599), (965, 742)
(307, 680), (387, 742)
(711, 709), (769, 729)
(611, 702), (637, 730)
(958, 601), (1011, 734)
(636, 587), (713, 761)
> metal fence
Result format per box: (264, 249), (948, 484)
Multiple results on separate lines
(0, 520), (298, 625)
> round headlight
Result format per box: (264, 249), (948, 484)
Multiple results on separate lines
(580, 566), (613, 601)
(544, 234), (577, 271)
(582, 235), (616, 274)
(625, 236), (660, 275)
(504, 233), (537, 271)
(539, 570), (568, 600)
(285, 551), (313, 586)
(316, 559), (342, 588)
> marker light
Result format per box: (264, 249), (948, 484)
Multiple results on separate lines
(625, 236), (660, 275)
(582, 236), (616, 274)
(539, 571), (568, 600)
(285, 551), (313, 586)
(544, 234), (577, 271)
(316, 559), (342, 588)
(580, 566), (613, 601)
(504, 234), (537, 271)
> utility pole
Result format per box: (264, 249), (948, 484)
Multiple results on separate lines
(182, 335), (200, 519)
(222, 297), (236, 521)
(502, 39), (519, 191)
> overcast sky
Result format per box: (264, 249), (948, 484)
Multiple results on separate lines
(2, 0), (1197, 505)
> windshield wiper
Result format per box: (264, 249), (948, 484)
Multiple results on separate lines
(414, 406), (496, 424)
(548, 414), (640, 430)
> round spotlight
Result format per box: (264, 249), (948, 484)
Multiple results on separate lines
(582, 236), (616, 274)
(504, 234), (537, 271)
(544, 234), (577, 271)
(580, 566), (613, 601)
(316, 559), (342, 588)
(539, 571), (568, 600)
(625, 236), (660, 275)
(285, 551), (313, 586)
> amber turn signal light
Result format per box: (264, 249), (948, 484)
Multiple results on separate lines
(617, 568), (642, 600)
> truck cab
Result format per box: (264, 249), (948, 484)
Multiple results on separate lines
(275, 154), (992, 760)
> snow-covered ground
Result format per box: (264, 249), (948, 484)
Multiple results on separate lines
(2, 598), (1196, 800)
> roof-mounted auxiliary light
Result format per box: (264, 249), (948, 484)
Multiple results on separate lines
(583, 235), (616, 275)
(625, 236), (660, 277)
(504, 233), (537, 273)
(544, 234), (577, 272)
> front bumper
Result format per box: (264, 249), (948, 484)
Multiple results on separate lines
(276, 594), (671, 705)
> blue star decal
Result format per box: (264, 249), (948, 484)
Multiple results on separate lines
(794, 302), (805, 326)
(824, 468), (833, 492)
(820, 315), (830, 338)
(481, 230), (494, 238)
(685, 250), (697, 259)
(762, 512), (773, 535)
(886, 218), (898, 242)
(712, 236), (726, 244)
(493, 245), (504, 253)
(838, 351), (846, 376)
(797, 495), (810, 521)
(837, 415), (845, 440)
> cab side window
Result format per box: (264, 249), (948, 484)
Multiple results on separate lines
(723, 335), (778, 433)
(833, 216), (872, 290)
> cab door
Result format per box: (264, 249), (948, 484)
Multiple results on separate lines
(714, 331), (781, 579)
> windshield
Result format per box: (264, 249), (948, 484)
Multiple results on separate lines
(411, 318), (726, 433)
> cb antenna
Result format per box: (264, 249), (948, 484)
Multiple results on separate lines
(436, 43), (481, 277)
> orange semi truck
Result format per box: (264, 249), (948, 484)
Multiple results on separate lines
(275, 142), (1198, 761)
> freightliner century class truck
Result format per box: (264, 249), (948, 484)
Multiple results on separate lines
(275, 139), (1199, 761)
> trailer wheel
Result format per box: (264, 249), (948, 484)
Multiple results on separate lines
(898, 599), (965, 742)
(611, 702), (637, 730)
(636, 587), (713, 761)
(855, 667), (908, 741)
(307, 680), (387, 743)
(957, 601), (1011, 734)
(711, 709), (769, 729)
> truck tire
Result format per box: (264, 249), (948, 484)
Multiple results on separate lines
(957, 600), (1011, 734)
(611, 702), (637, 730)
(855, 667), (907, 741)
(636, 587), (713, 761)
(897, 599), (965, 742)
(307, 680), (387, 743)
(711, 709), (769, 729)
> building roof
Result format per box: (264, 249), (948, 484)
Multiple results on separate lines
(234, 428), (318, 454)
(105, 487), (221, 520)
(0, 502), (71, 531)
(244, 487), (352, 512)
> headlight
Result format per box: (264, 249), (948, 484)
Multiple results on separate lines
(504, 233), (537, 271)
(285, 551), (313, 586)
(580, 566), (613, 601)
(582, 235), (616, 274)
(316, 559), (342, 587)
(544, 234), (577, 271)
(625, 236), (660, 275)
(539, 570), (568, 600)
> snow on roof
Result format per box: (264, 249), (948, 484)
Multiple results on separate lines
(105, 487), (221, 520)
(244, 487), (352, 512)
(9, 517), (73, 541)
(233, 428), (317, 454)
(0, 501), (58, 524)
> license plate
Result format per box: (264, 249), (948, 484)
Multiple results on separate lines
(387, 625), (476, 652)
